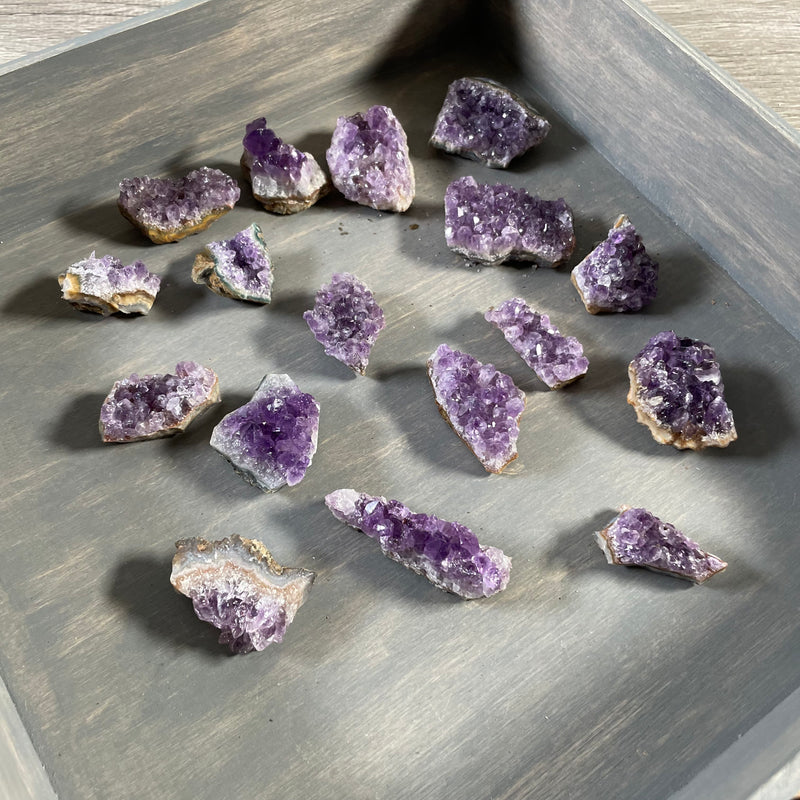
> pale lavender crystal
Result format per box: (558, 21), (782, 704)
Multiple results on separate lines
(427, 343), (526, 473)
(485, 298), (589, 389)
(192, 223), (273, 303)
(99, 361), (220, 442)
(326, 105), (415, 212)
(303, 272), (385, 375)
(595, 506), (727, 583)
(58, 251), (160, 316)
(325, 489), (511, 599)
(431, 77), (550, 168)
(627, 331), (737, 450)
(171, 534), (315, 653)
(210, 374), (320, 492)
(445, 176), (575, 266)
(571, 215), (659, 313)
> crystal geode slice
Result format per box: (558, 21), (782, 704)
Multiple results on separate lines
(427, 343), (526, 473)
(485, 298), (589, 389)
(118, 167), (240, 243)
(303, 272), (386, 375)
(241, 118), (330, 214)
(325, 490), (511, 599)
(99, 361), (220, 443)
(444, 176), (575, 266)
(628, 331), (737, 450)
(58, 252), (161, 316)
(430, 77), (550, 168)
(171, 534), (315, 653)
(595, 506), (727, 584)
(326, 105), (415, 212)
(571, 215), (659, 313)
(210, 374), (320, 491)
(192, 223), (273, 303)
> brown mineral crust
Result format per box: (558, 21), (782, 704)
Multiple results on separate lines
(58, 273), (157, 316)
(117, 202), (233, 244)
(190, 252), (237, 300)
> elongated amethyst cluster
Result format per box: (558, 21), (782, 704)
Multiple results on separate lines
(325, 490), (511, 599)
(118, 167), (240, 243)
(445, 176), (575, 266)
(431, 77), (550, 168)
(241, 118), (330, 214)
(58, 252), (161, 316)
(171, 535), (315, 653)
(485, 298), (589, 388)
(99, 361), (220, 442)
(571, 215), (659, 313)
(326, 105), (415, 212)
(428, 344), (525, 473)
(210, 374), (320, 491)
(596, 506), (727, 583)
(628, 331), (737, 450)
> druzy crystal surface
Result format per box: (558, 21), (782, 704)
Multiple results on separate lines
(444, 176), (575, 266)
(192, 223), (273, 303)
(210, 374), (320, 492)
(430, 77), (550, 168)
(303, 272), (385, 375)
(571, 215), (659, 313)
(58, 252), (160, 316)
(241, 118), (330, 214)
(595, 506), (727, 583)
(628, 331), (737, 450)
(171, 534), (315, 653)
(99, 361), (220, 443)
(325, 490), (511, 599)
(326, 105), (415, 212)
(485, 298), (589, 389)
(118, 167), (240, 243)
(427, 343), (526, 473)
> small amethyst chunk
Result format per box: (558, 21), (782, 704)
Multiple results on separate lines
(445, 176), (575, 266)
(210, 374), (320, 491)
(326, 105), (415, 212)
(192, 223), (273, 303)
(118, 167), (240, 243)
(303, 272), (385, 375)
(485, 298), (589, 389)
(171, 534), (315, 653)
(571, 215), (659, 313)
(58, 252), (160, 316)
(325, 490), (511, 599)
(595, 506), (727, 584)
(431, 77), (550, 168)
(427, 343), (526, 473)
(99, 361), (220, 442)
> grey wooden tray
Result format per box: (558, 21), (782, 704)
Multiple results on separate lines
(2, 1), (799, 798)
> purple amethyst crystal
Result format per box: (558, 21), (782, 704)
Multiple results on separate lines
(430, 77), (550, 168)
(192, 223), (273, 303)
(325, 489), (511, 599)
(571, 215), (659, 313)
(117, 167), (240, 243)
(99, 361), (220, 443)
(595, 506), (727, 583)
(171, 534), (315, 653)
(485, 298), (589, 389)
(210, 374), (320, 491)
(427, 343), (526, 473)
(627, 331), (737, 450)
(444, 176), (575, 266)
(58, 251), (160, 316)
(241, 118), (330, 214)
(303, 272), (385, 375)
(326, 105), (415, 212)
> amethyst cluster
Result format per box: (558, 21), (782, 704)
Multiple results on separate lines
(445, 176), (575, 266)
(628, 331), (737, 450)
(325, 490), (511, 599)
